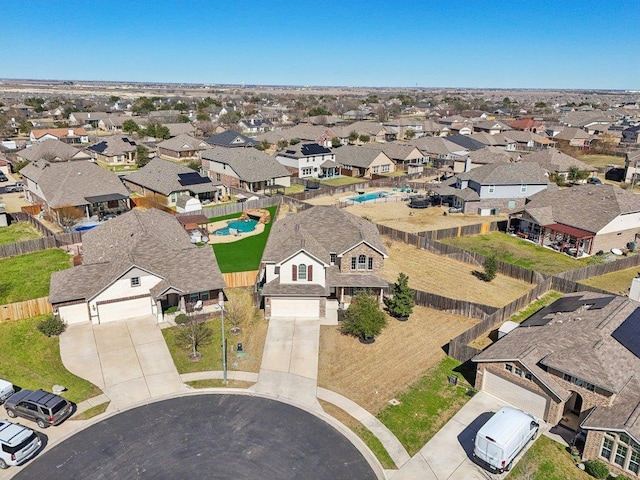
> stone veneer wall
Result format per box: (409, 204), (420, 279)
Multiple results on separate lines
(583, 430), (640, 478)
(339, 244), (385, 274)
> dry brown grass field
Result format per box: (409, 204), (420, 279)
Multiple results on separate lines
(382, 239), (534, 307)
(317, 306), (477, 412)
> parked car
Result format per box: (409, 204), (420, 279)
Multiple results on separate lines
(473, 406), (539, 473)
(0, 173), (7, 182)
(587, 177), (603, 185)
(0, 379), (15, 405)
(0, 420), (41, 469)
(5, 182), (24, 193)
(4, 389), (73, 428)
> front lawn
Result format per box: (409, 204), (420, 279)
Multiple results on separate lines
(0, 222), (42, 245)
(210, 206), (277, 273)
(163, 288), (267, 374)
(0, 249), (72, 303)
(507, 435), (591, 480)
(320, 176), (366, 186)
(377, 357), (474, 456)
(0, 316), (102, 404)
(440, 232), (596, 275)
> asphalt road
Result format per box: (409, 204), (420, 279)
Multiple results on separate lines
(15, 394), (377, 480)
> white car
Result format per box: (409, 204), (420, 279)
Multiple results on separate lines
(0, 419), (41, 469)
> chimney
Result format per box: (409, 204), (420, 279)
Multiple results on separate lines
(68, 129), (74, 136)
(464, 157), (472, 172)
(630, 274), (640, 302)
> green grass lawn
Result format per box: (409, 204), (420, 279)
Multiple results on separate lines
(578, 154), (624, 169)
(284, 184), (305, 195)
(211, 206), (277, 273)
(162, 318), (229, 374)
(441, 232), (597, 275)
(320, 177), (366, 186)
(507, 435), (591, 480)
(0, 222), (42, 245)
(509, 291), (563, 323)
(579, 266), (638, 295)
(0, 316), (102, 404)
(0, 249), (72, 303)
(377, 357), (474, 456)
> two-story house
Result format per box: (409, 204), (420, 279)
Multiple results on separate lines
(432, 160), (549, 214)
(275, 143), (338, 179)
(473, 291), (640, 479)
(257, 205), (389, 320)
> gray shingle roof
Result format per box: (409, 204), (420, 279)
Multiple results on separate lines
(517, 183), (640, 233)
(157, 134), (209, 152)
(520, 148), (596, 173)
(333, 145), (392, 168)
(364, 142), (422, 161)
(16, 139), (91, 162)
(201, 146), (290, 183)
(205, 130), (257, 147)
(457, 161), (548, 185)
(87, 135), (137, 157)
(262, 205), (387, 265)
(474, 292), (640, 438)
(123, 157), (221, 196)
(50, 208), (225, 303)
(21, 159), (130, 208)
(467, 146), (520, 165)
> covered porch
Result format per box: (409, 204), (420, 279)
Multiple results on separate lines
(508, 215), (594, 257)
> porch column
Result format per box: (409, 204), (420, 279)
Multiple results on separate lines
(85, 205), (90, 219)
(179, 296), (186, 313)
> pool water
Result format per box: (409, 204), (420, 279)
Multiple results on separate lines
(349, 191), (389, 203)
(214, 218), (258, 236)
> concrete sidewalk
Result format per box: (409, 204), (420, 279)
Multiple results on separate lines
(252, 318), (321, 410)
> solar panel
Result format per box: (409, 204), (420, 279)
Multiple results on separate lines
(521, 295), (614, 327)
(178, 172), (210, 186)
(612, 307), (640, 359)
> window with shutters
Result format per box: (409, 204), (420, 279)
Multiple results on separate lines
(298, 264), (307, 281)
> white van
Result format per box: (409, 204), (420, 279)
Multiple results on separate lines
(473, 406), (539, 473)
(0, 380), (14, 405)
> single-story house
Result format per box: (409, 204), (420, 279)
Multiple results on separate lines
(157, 134), (210, 161)
(257, 205), (389, 319)
(20, 159), (131, 226)
(164, 123), (196, 137)
(333, 145), (395, 178)
(122, 157), (225, 207)
(15, 139), (92, 164)
(473, 291), (640, 479)
(49, 208), (225, 324)
(30, 127), (89, 144)
(364, 142), (427, 172)
(205, 130), (258, 148)
(520, 148), (596, 177)
(201, 146), (291, 193)
(86, 135), (138, 166)
(508, 183), (640, 256)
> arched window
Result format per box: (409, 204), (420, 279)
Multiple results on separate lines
(298, 264), (307, 280)
(357, 255), (367, 270)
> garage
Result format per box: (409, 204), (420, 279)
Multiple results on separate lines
(270, 298), (320, 318)
(483, 371), (548, 420)
(96, 296), (153, 323)
(58, 302), (90, 325)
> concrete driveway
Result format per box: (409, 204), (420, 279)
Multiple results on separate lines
(59, 316), (186, 410)
(392, 392), (507, 480)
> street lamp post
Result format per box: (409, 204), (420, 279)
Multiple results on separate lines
(219, 291), (227, 385)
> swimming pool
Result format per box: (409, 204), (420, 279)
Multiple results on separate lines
(214, 218), (258, 236)
(348, 191), (390, 203)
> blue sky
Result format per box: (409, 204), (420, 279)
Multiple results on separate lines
(2, 1), (638, 89)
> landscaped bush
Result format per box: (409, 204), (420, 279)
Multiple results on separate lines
(175, 313), (189, 325)
(165, 306), (179, 314)
(612, 475), (632, 480)
(584, 459), (609, 478)
(37, 315), (66, 337)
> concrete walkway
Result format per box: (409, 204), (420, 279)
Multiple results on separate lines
(252, 318), (322, 410)
(60, 316), (187, 410)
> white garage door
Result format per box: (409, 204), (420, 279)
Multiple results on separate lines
(271, 298), (320, 318)
(59, 303), (90, 325)
(97, 297), (153, 323)
(483, 371), (548, 420)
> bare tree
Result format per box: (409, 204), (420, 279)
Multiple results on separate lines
(55, 205), (85, 230)
(176, 313), (213, 360)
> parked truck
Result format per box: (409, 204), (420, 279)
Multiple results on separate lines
(473, 406), (539, 473)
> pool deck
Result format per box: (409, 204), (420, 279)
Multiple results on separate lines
(206, 219), (266, 244)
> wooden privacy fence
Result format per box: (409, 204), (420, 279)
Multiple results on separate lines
(0, 232), (83, 259)
(222, 270), (259, 288)
(412, 289), (497, 319)
(0, 297), (52, 322)
(555, 253), (640, 282)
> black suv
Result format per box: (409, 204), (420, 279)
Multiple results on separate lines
(4, 390), (73, 428)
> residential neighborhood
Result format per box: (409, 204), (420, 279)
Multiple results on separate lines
(0, 2), (637, 478)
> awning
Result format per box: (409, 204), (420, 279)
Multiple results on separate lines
(84, 193), (129, 203)
(545, 223), (594, 238)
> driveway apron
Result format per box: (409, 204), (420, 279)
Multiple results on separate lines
(253, 318), (321, 410)
(60, 316), (186, 410)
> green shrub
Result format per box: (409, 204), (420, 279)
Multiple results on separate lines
(175, 313), (189, 325)
(37, 315), (66, 337)
(384, 273), (415, 319)
(584, 459), (609, 478)
(483, 254), (498, 282)
(165, 306), (179, 314)
(613, 475), (632, 480)
(341, 291), (387, 340)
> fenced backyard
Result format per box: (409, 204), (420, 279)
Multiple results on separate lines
(0, 297), (52, 322)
